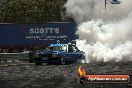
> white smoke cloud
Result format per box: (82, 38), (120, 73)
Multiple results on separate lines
(64, 0), (132, 63)
(65, 0), (132, 23)
(77, 13), (132, 46)
(76, 14), (132, 62)
(77, 40), (132, 63)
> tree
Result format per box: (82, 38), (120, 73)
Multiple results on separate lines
(0, 0), (66, 23)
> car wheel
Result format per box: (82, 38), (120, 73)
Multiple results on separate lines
(60, 58), (66, 65)
(36, 62), (42, 65)
(77, 59), (85, 64)
(28, 58), (34, 63)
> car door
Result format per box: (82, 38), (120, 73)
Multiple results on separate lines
(65, 44), (82, 62)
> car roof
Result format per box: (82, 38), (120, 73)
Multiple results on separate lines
(49, 44), (67, 46)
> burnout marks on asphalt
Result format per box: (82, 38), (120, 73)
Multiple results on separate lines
(0, 62), (132, 88)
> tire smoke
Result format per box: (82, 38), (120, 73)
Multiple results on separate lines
(65, 0), (132, 62)
(76, 40), (132, 63)
(65, 0), (132, 23)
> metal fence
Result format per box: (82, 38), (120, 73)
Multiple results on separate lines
(0, 52), (29, 62)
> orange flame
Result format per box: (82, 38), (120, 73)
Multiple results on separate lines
(78, 65), (86, 76)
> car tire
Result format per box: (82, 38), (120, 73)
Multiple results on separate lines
(2, 49), (9, 53)
(60, 58), (66, 65)
(28, 52), (34, 63)
(77, 59), (85, 64)
(36, 62), (42, 65)
(28, 58), (34, 63)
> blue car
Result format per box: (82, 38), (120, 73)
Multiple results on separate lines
(29, 43), (85, 65)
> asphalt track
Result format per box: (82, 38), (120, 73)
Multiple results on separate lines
(0, 61), (132, 88)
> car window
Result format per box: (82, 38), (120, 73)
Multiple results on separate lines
(68, 45), (73, 52)
(72, 45), (79, 52)
(68, 45), (79, 52)
(46, 46), (53, 51)
(52, 45), (67, 51)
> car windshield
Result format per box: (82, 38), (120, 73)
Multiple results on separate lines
(52, 45), (67, 51)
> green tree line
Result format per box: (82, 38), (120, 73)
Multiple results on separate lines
(0, 0), (67, 23)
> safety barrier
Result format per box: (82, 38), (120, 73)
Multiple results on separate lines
(0, 52), (29, 62)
